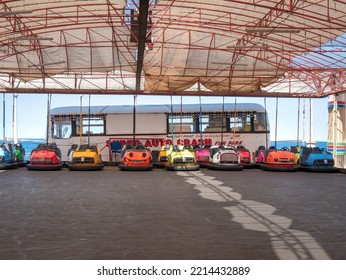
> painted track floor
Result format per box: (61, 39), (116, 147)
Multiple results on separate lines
(0, 167), (345, 260)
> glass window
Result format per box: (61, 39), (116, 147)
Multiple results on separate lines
(76, 118), (105, 135)
(203, 114), (227, 132)
(166, 111), (269, 134)
(199, 116), (210, 132)
(53, 121), (72, 139)
(254, 112), (269, 132)
(168, 115), (197, 133)
(229, 112), (251, 132)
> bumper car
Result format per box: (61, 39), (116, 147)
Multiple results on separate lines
(165, 145), (199, 171)
(156, 144), (173, 168)
(0, 144), (18, 170)
(298, 146), (339, 172)
(14, 143), (28, 167)
(289, 146), (301, 164)
(26, 143), (63, 170)
(254, 145), (266, 168)
(236, 145), (254, 168)
(208, 146), (243, 171)
(257, 146), (298, 172)
(67, 144), (79, 162)
(66, 144), (104, 171)
(193, 146), (211, 168)
(119, 143), (153, 171)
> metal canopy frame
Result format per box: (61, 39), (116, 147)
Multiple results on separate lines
(1, 0), (346, 98)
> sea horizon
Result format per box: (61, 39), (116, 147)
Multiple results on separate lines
(1, 137), (45, 142)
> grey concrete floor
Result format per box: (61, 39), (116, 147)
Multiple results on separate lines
(0, 167), (345, 260)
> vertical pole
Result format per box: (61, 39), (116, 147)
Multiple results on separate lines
(303, 99), (306, 143)
(88, 94), (91, 147)
(2, 93), (5, 141)
(297, 98), (300, 146)
(333, 95), (337, 160)
(170, 96), (174, 144)
(233, 97), (237, 137)
(48, 94), (52, 143)
(79, 95), (84, 145)
(199, 95), (202, 148)
(133, 94), (137, 146)
(275, 97), (278, 148)
(80, 95), (83, 145)
(221, 96), (225, 147)
(312, 97), (314, 143)
(12, 93), (18, 144)
(179, 95), (183, 144)
(46, 94), (50, 144)
(309, 97), (312, 146)
(264, 97), (268, 149)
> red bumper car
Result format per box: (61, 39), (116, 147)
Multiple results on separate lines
(26, 143), (63, 170)
(236, 145), (254, 168)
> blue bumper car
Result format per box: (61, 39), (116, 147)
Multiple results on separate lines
(298, 146), (339, 173)
(0, 144), (18, 170)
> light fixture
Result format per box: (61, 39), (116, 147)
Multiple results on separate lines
(245, 27), (301, 33)
(0, 10), (32, 15)
(7, 36), (54, 41)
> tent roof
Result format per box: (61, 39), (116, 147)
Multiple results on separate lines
(1, 0), (346, 97)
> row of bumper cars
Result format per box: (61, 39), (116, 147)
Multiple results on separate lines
(0, 144), (18, 170)
(66, 144), (104, 171)
(8, 141), (340, 173)
(26, 143), (63, 171)
(208, 146), (243, 171)
(298, 146), (339, 173)
(118, 143), (153, 171)
(114, 143), (255, 171)
(165, 145), (199, 171)
(254, 146), (298, 172)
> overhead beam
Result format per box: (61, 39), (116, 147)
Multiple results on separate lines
(2, 87), (344, 98)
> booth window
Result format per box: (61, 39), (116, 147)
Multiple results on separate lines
(51, 114), (105, 138)
(253, 112), (269, 132)
(53, 121), (72, 139)
(75, 117), (105, 136)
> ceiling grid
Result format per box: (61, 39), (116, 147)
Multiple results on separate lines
(0, 0), (346, 97)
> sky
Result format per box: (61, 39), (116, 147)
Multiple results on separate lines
(1, 93), (329, 142)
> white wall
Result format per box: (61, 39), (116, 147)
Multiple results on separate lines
(106, 113), (167, 134)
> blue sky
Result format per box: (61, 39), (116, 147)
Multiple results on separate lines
(1, 93), (328, 142)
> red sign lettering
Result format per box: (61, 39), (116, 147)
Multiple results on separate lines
(111, 137), (217, 148)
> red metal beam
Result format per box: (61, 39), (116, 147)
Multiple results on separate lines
(2, 86), (345, 98)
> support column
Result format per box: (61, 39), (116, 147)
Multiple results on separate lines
(328, 93), (346, 169)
